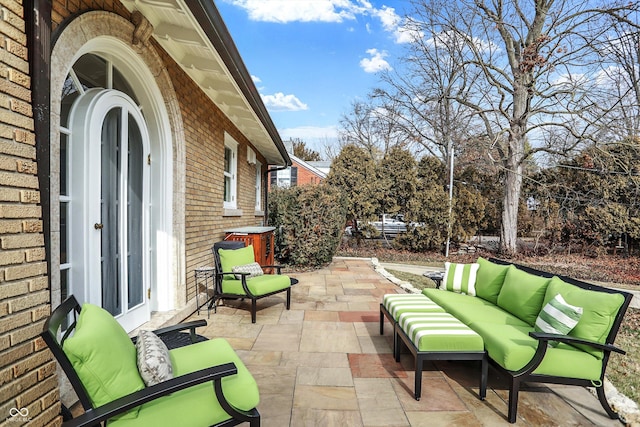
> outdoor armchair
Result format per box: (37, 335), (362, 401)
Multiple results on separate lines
(211, 241), (294, 323)
(42, 295), (260, 427)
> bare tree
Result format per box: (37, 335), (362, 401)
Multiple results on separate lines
(338, 99), (413, 160)
(393, 0), (639, 255)
(596, 20), (640, 141)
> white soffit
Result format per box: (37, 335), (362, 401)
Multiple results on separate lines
(120, 0), (287, 165)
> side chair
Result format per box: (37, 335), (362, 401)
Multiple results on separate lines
(42, 295), (260, 427)
(211, 241), (295, 323)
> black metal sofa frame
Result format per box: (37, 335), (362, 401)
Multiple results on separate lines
(488, 259), (633, 423)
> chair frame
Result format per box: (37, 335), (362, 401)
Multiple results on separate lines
(42, 295), (260, 427)
(211, 241), (292, 323)
(488, 259), (632, 423)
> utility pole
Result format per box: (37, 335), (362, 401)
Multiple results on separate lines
(445, 138), (454, 258)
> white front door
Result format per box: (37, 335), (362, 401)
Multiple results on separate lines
(70, 88), (151, 331)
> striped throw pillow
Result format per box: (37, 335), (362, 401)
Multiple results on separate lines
(535, 294), (583, 347)
(443, 262), (479, 296)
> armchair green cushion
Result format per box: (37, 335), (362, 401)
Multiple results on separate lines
(222, 274), (291, 296)
(108, 338), (260, 427)
(543, 276), (625, 358)
(497, 266), (550, 326)
(62, 304), (144, 418)
(219, 245), (255, 281)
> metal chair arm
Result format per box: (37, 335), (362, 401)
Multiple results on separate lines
(62, 363), (238, 427)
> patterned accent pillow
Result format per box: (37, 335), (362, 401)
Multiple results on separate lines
(443, 262), (480, 296)
(232, 262), (264, 280)
(136, 330), (173, 386)
(535, 293), (583, 347)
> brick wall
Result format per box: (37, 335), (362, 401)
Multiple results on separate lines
(158, 47), (267, 301)
(0, 0), (58, 425)
(293, 160), (324, 186)
(49, 0), (269, 304)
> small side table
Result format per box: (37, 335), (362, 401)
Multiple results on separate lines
(194, 267), (215, 318)
(423, 271), (445, 289)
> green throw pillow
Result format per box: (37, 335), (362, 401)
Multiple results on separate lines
(443, 262), (479, 296)
(543, 276), (625, 358)
(535, 293), (583, 347)
(496, 266), (550, 326)
(475, 257), (510, 304)
(218, 245), (255, 280)
(63, 304), (144, 418)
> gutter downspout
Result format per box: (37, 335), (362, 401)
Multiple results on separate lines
(26, 0), (52, 289)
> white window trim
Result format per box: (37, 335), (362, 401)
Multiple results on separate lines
(224, 133), (238, 210)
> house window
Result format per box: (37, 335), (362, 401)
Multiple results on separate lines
(272, 166), (297, 188)
(255, 160), (262, 211)
(224, 133), (238, 209)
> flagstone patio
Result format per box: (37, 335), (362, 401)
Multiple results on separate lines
(187, 257), (622, 426)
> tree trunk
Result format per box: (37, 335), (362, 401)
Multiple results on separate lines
(500, 83), (527, 255)
(500, 153), (522, 255)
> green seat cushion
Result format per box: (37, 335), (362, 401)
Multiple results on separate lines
(382, 294), (445, 320)
(496, 266), (550, 326)
(543, 277), (625, 358)
(475, 257), (510, 304)
(109, 338), (260, 427)
(221, 274), (290, 296)
(399, 312), (483, 352)
(471, 322), (602, 379)
(219, 246), (255, 281)
(63, 304), (144, 418)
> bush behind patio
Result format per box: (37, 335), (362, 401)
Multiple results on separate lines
(268, 184), (347, 267)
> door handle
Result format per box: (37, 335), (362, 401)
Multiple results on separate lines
(94, 223), (104, 230)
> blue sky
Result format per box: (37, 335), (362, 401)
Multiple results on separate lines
(216, 0), (415, 155)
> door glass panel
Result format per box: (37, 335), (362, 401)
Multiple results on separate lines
(60, 75), (79, 127)
(74, 54), (107, 90)
(101, 107), (122, 316)
(114, 68), (139, 105)
(127, 114), (144, 309)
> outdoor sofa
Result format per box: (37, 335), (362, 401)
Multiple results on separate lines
(385, 257), (633, 423)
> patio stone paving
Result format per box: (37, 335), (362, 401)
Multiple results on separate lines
(188, 257), (622, 426)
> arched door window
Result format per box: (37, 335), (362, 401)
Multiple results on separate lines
(59, 53), (150, 330)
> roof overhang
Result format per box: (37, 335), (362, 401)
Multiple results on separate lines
(119, 0), (290, 166)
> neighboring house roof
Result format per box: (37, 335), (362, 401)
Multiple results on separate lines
(120, 0), (290, 166)
(289, 154), (328, 179)
(307, 161), (332, 176)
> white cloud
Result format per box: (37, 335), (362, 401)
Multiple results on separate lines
(251, 75), (261, 83)
(360, 48), (392, 73)
(374, 6), (400, 32)
(262, 92), (309, 111)
(226, 0), (371, 23)
(279, 125), (339, 152)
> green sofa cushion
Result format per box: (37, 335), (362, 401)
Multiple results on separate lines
(471, 322), (602, 379)
(543, 276), (625, 359)
(108, 338), (260, 427)
(475, 257), (510, 304)
(222, 274), (290, 296)
(219, 245), (255, 281)
(62, 304), (144, 418)
(497, 266), (550, 326)
(423, 288), (530, 327)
